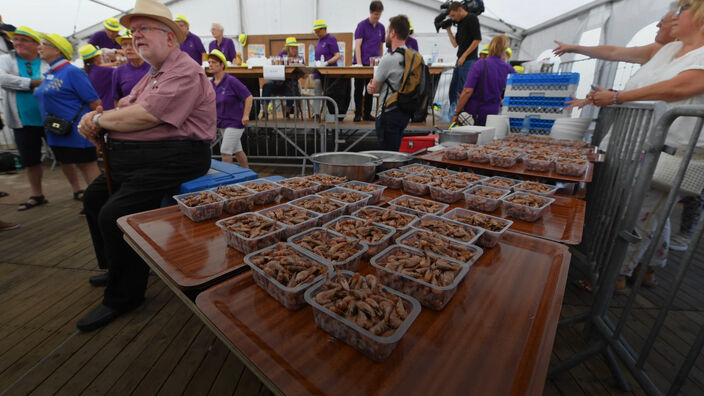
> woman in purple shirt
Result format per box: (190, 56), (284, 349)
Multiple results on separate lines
(453, 35), (515, 126)
(209, 50), (252, 168)
(208, 23), (236, 62)
(80, 44), (115, 111)
(111, 32), (150, 106)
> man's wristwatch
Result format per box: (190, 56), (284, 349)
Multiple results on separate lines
(93, 113), (103, 129)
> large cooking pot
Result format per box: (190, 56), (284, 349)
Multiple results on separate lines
(360, 149), (426, 171)
(309, 152), (382, 182)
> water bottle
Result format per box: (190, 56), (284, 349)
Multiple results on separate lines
(319, 55), (325, 67)
(521, 117), (530, 136)
(14, 156), (23, 171)
(308, 43), (315, 66)
(432, 43), (439, 65)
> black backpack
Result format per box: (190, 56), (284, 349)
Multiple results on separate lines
(383, 47), (431, 117)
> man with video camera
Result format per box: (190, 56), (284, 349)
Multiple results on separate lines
(445, 2), (481, 109)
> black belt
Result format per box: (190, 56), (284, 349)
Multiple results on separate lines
(107, 138), (209, 150)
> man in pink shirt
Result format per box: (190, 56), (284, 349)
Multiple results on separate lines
(75, 0), (216, 331)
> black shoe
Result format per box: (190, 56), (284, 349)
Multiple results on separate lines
(89, 272), (109, 287)
(353, 116), (362, 122)
(77, 304), (120, 332)
(363, 115), (376, 122)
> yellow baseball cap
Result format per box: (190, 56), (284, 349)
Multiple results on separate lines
(79, 44), (102, 60)
(313, 19), (327, 31)
(284, 37), (298, 47)
(174, 14), (189, 25)
(238, 33), (247, 46)
(103, 17), (122, 32)
(40, 33), (73, 61)
(208, 49), (227, 65)
(6, 26), (41, 44)
(115, 30), (133, 46)
(479, 45), (489, 55)
(506, 47), (513, 58)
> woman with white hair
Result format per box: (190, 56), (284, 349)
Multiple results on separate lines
(208, 22), (236, 62)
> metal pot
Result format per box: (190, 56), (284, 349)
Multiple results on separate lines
(309, 152), (382, 182)
(360, 149), (426, 171)
(438, 130), (479, 146)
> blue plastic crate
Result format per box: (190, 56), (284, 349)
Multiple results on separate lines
(506, 72), (580, 87)
(509, 117), (555, 136)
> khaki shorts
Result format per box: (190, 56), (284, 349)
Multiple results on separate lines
(220, 127), (244, 154)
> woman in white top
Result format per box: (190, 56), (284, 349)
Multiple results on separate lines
(590, 0), (704, 291)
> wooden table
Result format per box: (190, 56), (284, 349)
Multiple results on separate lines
(195, 231), (571, 395)
(223, 65), (449, 79)
(418, 150), (595, 184)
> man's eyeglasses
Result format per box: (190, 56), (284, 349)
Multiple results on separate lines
(677, 3), (692, 16)
(11, 36), (35, 44)
(131, 26), (170, 36)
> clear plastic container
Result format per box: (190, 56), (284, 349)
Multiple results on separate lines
(340, 180), (387, 205)
(396, 228), (483, 264)
(463, 185), (511, 212)
(377, 169), (411, 189)
(523, 155), (554, 172)
(173, 192), (225, 222)
(453, 172), (489, 185)
(402, 174), (433, 196)
(276, 177), (321, 200)
(514, 181), (558, 197)
(409, 214), (484, 245)
(483, 176), (521, 190)
(216, 212), (285, 254)
(387, 194), (449, 217)
(555, 159), (589, 177)
(501, 192), (556, 222)
(244, 243), (330, 310)
(209, 185), (256, 215)
(442, 147), (467, 161)
(323, 215), (395, 258)
(425, 167), (456, 178)
(305, 173), (348, 190)
(467, 147), (499, 163)
(352, 206), (418, 241)
(288, 227), (368, 271)
(289, 194), (347, 226)
(370, 245), (471, 310)
(399, 164), (436, 174)
(489, 152), (519, 168)
(240, 179), (282, 205)
(258, 203), (321, 239)
(443, 207), (513, 248)
(318, 187), (372, 215)
(304, 270), (421, 361)
(428, 177), (470, 204)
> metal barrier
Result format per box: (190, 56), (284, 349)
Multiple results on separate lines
(552, 103), (704, 395)
(225, 96), (340, 174)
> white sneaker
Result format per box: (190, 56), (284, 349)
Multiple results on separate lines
(669, 233), (690, 252)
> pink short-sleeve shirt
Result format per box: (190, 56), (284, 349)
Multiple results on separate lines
(111, 48), (216, 142)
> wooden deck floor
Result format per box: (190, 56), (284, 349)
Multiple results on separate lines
(1, 164), (702, 395)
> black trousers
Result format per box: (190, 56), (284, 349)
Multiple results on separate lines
(354, 78), (373, 118)
(83, 139), (210, 311)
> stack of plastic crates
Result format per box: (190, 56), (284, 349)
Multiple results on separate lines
(501, 73), (579, 135)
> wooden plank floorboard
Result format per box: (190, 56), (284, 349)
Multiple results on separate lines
(181, 337), (231, 396)
(156, 327), (216, 396)
(207, 352), (247, 396)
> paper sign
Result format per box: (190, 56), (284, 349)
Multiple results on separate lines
(247, 44), (265, 59)
(263, 65), (285, 81)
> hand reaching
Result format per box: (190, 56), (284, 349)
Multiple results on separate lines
(553, 40), (576, 56)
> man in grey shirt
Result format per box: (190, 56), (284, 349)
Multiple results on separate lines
(367, 14), (412, 151)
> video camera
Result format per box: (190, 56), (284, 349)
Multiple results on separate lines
(434, 0), (485, 32)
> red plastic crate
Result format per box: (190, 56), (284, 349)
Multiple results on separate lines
(399, 134), (438, 153)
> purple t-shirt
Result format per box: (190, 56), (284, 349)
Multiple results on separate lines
(354, 19), (385, 65)
(88, 30), (121, 50)
(314, 33), (339, 78)
(208, 37), (237, 62)
(111, 61), (150, 104)
(213, 73), (252, 129)
(180, 32), (206, 64)
(87, 65), (115, 110)
(388, 36), (419, 53)
(463, 56), (515, 126)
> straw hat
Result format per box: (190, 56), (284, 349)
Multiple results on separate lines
(505, 47), (513, 59)
(409, 19), (414, 33)
(174, 14), (189, 26)
(313, 19), (327, 31)
(79, 44), (102, 60)
(208, 49), (227, 66)
(284, 37), (298, 47)
(115, 30), (133, 46)
(6, 26), (41, 44)
(119, 0), (186, 43)
(238, 33), (247, 46)
(479, 45), (489, 55)
(40, 33), (73, 61)
(103, 17), (122, 32)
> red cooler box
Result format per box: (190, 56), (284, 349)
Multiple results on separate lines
(399, 134), (438, 153)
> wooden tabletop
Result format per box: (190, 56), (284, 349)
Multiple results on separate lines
(381, 188), (585, 245)
(418, 150), (595, 183)
(223, 65), (448, 79)
(195, 231), (571, 395)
